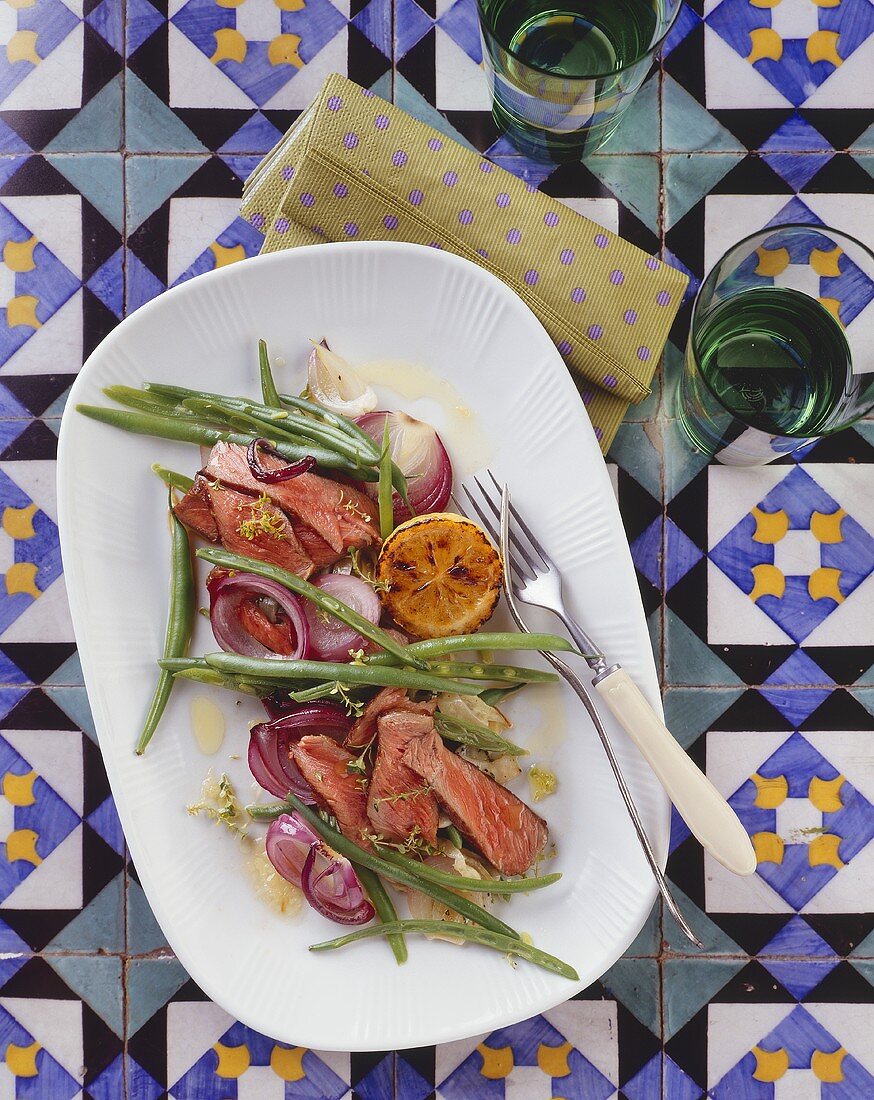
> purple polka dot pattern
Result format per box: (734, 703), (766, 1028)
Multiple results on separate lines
(557, 340), (572, 356)
(250, 212), (265, 229)
(525, 182), (537, 193)
(361, 88), (374, 97)
(428, 241), (442, 249)
(392, 150), (408, 167)
(603, 375), (617, 389)
(624, 309), (638, 325)
(327, 96), (343, 111)
(333, 183), (348, 198)
(560, 249), (574, 265)
(428, 137), (442, 151)
(312, 225), (324, 236)
(281, 165), (294, 181)
(300, 192), (315, 207)
(496, 192), (510, 208)
(581, 390), (593, 405)
(544, 212), (559, 227)
(656, 290), (671, 306)
(274, 217), (289, 234)
(458, 209), (474, 225)
(343, 132), (358, 149)
(594, 427), (603, 442)
(409, 189), (423, 206)
(588, 324), (603, 339)
(506, 228), (521, 244)
(344, 222), (359, 237)
(637, 346), (651, 361)
(479, 161), (494, 173)
(524, 269), (539, 286)
(384, 214), (398, 230)
(443, 171), (458, 187)
(375, 114), (390, 130)
(610, 269), (625, 285)
(571, 287), (586, 304)
(594, 233), (609, 248)
(476, 248), (489, 259)
(646, 256), (659, 270)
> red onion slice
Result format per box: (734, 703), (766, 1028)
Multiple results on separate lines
(266, 813), (374, 925)
(209, 573), (309, 658)
(305, 574), (381, 662)
(247, 704), (352, 800)
(356, 411), (453, 521)
(247, 438), (316, 483)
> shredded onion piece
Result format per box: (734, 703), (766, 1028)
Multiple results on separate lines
(209, 572), (309, 659)
(356, 411), (452, 521)
(304, 574), (381, 661)
(307, 343), (377, 418)
(248, 704), (351, 800)
(246, 438), (316, 483)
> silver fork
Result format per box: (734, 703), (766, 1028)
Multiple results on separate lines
(463, 472), (757, 879)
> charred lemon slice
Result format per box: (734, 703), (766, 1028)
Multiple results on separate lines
(377, 513), (503, 638)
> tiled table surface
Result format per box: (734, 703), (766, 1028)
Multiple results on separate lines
(0, 0), (872, 1095)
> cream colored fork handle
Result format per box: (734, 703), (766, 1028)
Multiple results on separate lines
(594, 667), (757, 876)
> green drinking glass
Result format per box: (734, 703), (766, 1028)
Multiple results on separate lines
(477, 0), (682, 162)
(678, 224), (874, 466)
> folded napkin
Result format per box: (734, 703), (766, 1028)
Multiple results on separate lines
(241, 74), (687, 454)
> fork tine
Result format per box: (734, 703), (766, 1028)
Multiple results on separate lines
(475, 474), (544, 578)
(486, 469), (551, 569)
(461, 483), (534, 583)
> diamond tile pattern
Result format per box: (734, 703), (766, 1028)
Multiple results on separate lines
(0, 0), (872, 1092)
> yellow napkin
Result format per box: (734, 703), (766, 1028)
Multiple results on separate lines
(241, 74), (687, 453)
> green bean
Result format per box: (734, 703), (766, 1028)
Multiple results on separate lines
(196, 548), (429, 669)
(443, 824), (464, 850)
(136, 493), (195, 754)
(246, 801), (291, 820)
(480, 685), (523, 707)
(434, 713), (526, 756)
(151, 464), (194, 493)
(310, 921), (578, 979)
(104, 385), (194, 416)
(258, 338), (282, 409)
(286, 795), (518, 938)
(366, 655), (558, 684)
(372, 847), (561, 895)
(193, 653), (484, 696)
(378, 416), (393, 540)
(287, 682), (362, 704)
(400, 633), (580, 660)
(356, 868), (407, 964)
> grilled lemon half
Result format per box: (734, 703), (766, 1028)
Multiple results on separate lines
(377, 513), (503, 638)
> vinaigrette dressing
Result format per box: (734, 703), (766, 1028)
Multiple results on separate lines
(190, 695), (225, 755)
(357, 358), (494, 476)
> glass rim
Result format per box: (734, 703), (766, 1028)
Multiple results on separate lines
(476, 0), (684, 81)
(686, 221), (871, 437)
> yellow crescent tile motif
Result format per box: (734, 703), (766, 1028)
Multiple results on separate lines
(810, 508), (845, 544)
(211, 28), (247, 63)
(749, 0), (781, 6)
(275, 0), (306, 9)
(817, 297), (843, 324)
(811, 0), (840, 6)
(808, 833), (843, 868)
(812, 1048), (846, 1082)
(3, 237), (37, 272)
(216, 0), (246, 6)
(754, 245), (790, 277)
(807, 30), (841, 66)
(752, 772), (788, 809)
(752, 1046), (789, 1082)
(747, 28), (783, 62)
(6, 30), (40, 64)
(752, 832), (783, 864)
(3, 770), (36, 806)
(808, 567), (843, 603)
(6, 295), (41, 329)
(208, 242), (246, 268)
(477, 1044), (513, 1078)
(270, 1046), (306, 1081)
(751, 506), (789, 544)
(4, 0), (37, 8)
(808, 775), (844, 813)
(810, 245), (843, 277)
(750, 563), (785, 601)
(6, 1041), (40, 1077)
(537, 1041), (573, 1077)
(268, 33), (303, 67)
(213, 1042), (250, 1077)
(5, 562), (40, 599)
(6, 828), (41, 865)
(2, 503), (37, 540)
